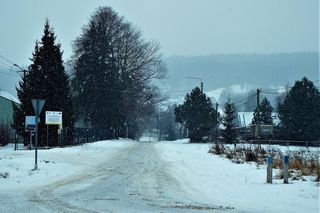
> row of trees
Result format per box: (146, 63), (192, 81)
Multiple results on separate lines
(12, 7), (166, 146)
(173, 77), (320, 143)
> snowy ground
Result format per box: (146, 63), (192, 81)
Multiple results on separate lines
(156, 140), (319, 213)
(0, 140), (132, 192)
(0, 139), (319, 212)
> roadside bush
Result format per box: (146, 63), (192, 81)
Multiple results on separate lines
(245, 148), (257, 162)
(210, 143), (320, 182)
(0, 123), (11, 146)
(210, 143), (225, 155)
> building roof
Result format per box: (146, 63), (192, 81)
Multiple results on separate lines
(0, 90), (20, 104)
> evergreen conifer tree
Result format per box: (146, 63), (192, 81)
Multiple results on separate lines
(159, 105), (179, 141)
(222, 102), (237, 144)
(278, 77), (320, 141)
(13, 20), (74, 146)
(174, 87), (219, 142)
(252, 97), (273, 125)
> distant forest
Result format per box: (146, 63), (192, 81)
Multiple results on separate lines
(159, 52), (319, 92)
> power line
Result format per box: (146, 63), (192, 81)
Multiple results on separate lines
(163, 90), (191, 93)
(234, 94), (257, 108)
(0, 64), (17, 73)
(0, 70), (19, 77)
(0, 64), (9, 70)
(260, 91), (282, 95)
(232, 93), (257, 105)
(0, 54), (16, 65)
(0, 61), (11, 69)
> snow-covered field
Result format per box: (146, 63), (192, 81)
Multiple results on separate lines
(0, 139), (319, 212)
(156, 140), (319, 213)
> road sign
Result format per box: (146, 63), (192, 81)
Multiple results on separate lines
(31, 99), (45, 170)
(45, 111), (62, 125)
(25, 116), (36, 131)
(31, 99), (45, 116)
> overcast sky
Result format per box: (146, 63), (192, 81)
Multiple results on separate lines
(0, 0), (319, 67)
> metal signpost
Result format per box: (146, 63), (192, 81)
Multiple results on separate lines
(267, 156), (273, 184)
(284, 156), (289, 184)
(25, 116), (36, 150)
(45, 111), (63, 146)
(31, 99), (45, 170)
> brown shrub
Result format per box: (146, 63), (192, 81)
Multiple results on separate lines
(273, 157), (283, 169)
(245, 148), (257, 162)
(290, 157), (304, 171)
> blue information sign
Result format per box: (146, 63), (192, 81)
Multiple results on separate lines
(267, 156), (273, 164)
(25, 116), (36, 131)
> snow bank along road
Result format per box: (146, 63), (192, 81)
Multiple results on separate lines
(0, 140), (319, 213)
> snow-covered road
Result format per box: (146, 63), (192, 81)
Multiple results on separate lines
(1, 141), (232, 213)
(0, 140), (318, 212)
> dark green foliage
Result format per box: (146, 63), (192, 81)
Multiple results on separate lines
(72, 10), (122, 130)
(222, 102), (237, 144)
(175, 87), (219, 142)
(159, 105), (179, 141)
(13, 20), (74, 146)
(72, 7), (165, 139)
(0, 123), (12, 146)
(252, 97), (273, 125)
(278, 77), (320, 141)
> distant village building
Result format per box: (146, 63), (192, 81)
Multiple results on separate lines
(235, 112), (280, 140)
(0, 90), (20, 124)
(236, 112), (280, 128)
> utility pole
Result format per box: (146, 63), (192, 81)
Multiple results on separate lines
(215, 103), (219, 144)
(256, 88), (261, 148)
(13, 64), (29, 147)
(200, 81), (204, 94)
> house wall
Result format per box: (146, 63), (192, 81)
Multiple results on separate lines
(0, 96), (15, 124)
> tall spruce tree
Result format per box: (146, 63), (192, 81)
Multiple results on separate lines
(72, 7), (165, 139)
(278, 77), (320, 141)
(252, 97), (273, 125)
(13, 20), (74, 146)
(175, 87), (219, 142)
(223, 102), (237, 144)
